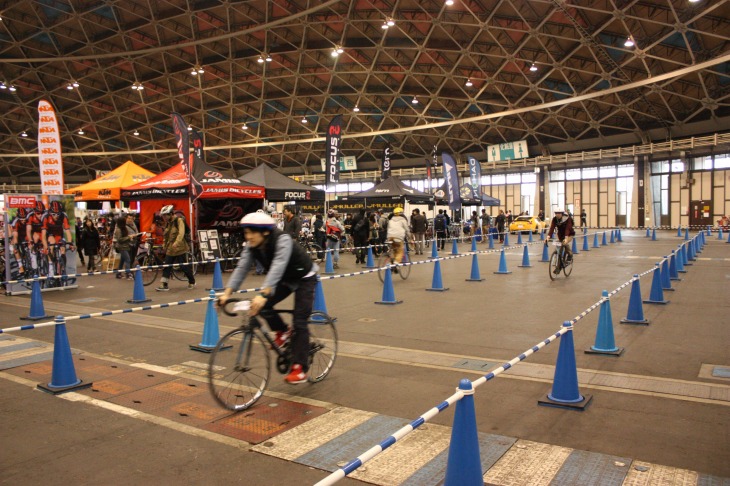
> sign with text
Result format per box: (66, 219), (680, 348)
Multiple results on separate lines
(38, 100), (64, 194)
(319, 155), (357, 172)
(486, 140), (529, 162)
(197, 229), (221, 261)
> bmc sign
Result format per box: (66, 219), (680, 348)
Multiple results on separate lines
(7, 195), (37, 208)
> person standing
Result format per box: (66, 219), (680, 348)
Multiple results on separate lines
(80, 218), (101, 272)
(411, 208), (427, 255)
(580, 209), (587, 228)
(312, 213), (326, 257)
(495, 210), (506, 242)
(434, 210), (448, 250)
(282, 205), (302, 240)
(325, 209), (345, 269)
(126, 213), (140, 263)
(480, 209), (491, 244)
(155, 205), (195, 291)
(113, 216), (134, 279)
(351, 209), (369, 264)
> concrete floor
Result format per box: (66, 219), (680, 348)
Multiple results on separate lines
(1, 230), (728, 485)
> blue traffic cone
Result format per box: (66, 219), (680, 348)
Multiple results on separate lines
(617, 229), (623, 242)
(646, 227), (651, 237)
(37, 316), (92, 394)
(503, 232), (510, 246)
(609, 230), (615, 244)
(602, 232), (608, 246)
(582, 234), (590, 251)
(444, 379), (483, 486)
(538, 322), (592, 410)
(488, 232), (494, 249)
(207, 258), (224, 291)
(669, 251), (681, 281)
(127, 265), (152, 304)
(727, 229), (730, 243)
(651, 228), (657, 241)
(311, 276), (334, 322)
(643, 264), (669, 304)
(621, 275), (649, 325)
(675, 246), (686, 273)
(593, 233), (600, 248)
(688, 238), (697, 261)
(494, 248), (512, 274)
(375, 267), (402, 305)
(706, 225), (712, 236)
(21, 277), (49, 321)
(586, 291), (623, 356)
(517, 232), (523, 245)
(528, 231), (534, 242)
(718, 228), (724, 240)
(519, 245), (532, 268)
(323, 249), (335, 274)
(683, 242), (693, 265)
(660, 258), (674, 291)
(540, 229), (545, 241)
(583, 226), (588, 235)
(475, 226), (482, 243)
(470, 236), (477, 252)
(540, 243), (550, 262)
(364, 246), (377, 269)
(466, 253), (484, 282)
(426, 260), (449, 292)
(684, 227), (690, 240)
(431, 239), (439, 258)
(571, 237), (579, 255)
(677, 226), (682, 237)
(190, 290), (224, 352)
(451, 237), (459, 255)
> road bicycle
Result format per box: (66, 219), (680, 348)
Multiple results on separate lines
(209, 298), (338, 411)
(135, 234), (166, 286)
(377, 238), (411, 282)
(548, 240), (573, 281)
(297, 232), (324, 262)
(46, 241), (76, 288)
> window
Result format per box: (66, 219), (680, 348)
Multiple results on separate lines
(361, 182), (375, 191)
(521, 173), (536, 183)
(349, 183), (362, 192)
(566, 168), (581, 180)
(715, 153), (730, 169)
(599, 166), (617, 178)
(617, 164), (633, 177)
(491, 174), (505, 185)
(670, 160), (684, 172)
(506, 173), (521, 184)
(582, 167), (598, 179)
(550, 170), (565, 181)
(651, 161), (669, 174)
(481, 175), (491, 186)
(692, 156), (712, 170)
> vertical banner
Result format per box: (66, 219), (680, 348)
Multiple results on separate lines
(467, 156), (482, 200)
(188, 130), (205, 200)
(441, 152), (461, 212)
(38, 100), (64, 194)
(325, 115), (343, 189)
(381, 145), (392, 181)
(171, 112), (192, 187)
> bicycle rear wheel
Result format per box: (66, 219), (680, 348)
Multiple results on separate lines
(136, 254), (159, 286)
(549, 250), (560, 281)
(398, 253), (411, 280)
(307, 312), (337, 382)
(377, 253), (391, 283)
(209, 328), (270, 411)
(172, 252), (197, 281)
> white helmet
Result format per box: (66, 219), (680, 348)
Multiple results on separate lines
(160, 205), (174, 215)
(554, 208), (565, 214)
(240, 209), (276, 230)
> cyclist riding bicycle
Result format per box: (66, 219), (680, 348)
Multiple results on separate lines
(217, 210), (319, 385)
(386, 207), (410, 273)
(545, 208), (575, 274)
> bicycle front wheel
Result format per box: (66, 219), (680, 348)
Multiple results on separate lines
(563, 252), (573, 278)
(137, 254), (158, 286)
(398, 256), (411, 280)
(209, 328), (270, 411)
(307, 312), (337, 382)
(549, 250), (560, 281)
(377, 253), (391, 283)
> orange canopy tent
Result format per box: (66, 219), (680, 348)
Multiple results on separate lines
(65, 160), (155, 201)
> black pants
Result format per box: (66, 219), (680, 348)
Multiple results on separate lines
(353, 236), (368, 262)
(436, 231), (446, 249)
(162, 253), (195, 284)
(258, 276), (317, 370)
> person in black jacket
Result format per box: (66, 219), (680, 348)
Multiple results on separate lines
(80, 218), (101, 271)
(351, 209), (369, 264)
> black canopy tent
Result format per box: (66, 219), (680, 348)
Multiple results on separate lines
(344, 176), (433, 206)
(434, 181), (501, 206)
(239, 164), (325, 202)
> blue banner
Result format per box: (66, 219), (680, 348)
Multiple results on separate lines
(442, 152), (461, 211)
(468, 156), (482, 201)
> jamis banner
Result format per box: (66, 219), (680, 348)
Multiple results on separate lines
(196, 198), (263, 230)
(4, 194), (78, 294)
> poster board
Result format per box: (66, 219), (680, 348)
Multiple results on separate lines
(197, 229), (221, 262)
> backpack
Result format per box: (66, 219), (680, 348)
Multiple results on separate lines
(175, 216), (192, 243)
(325, 222), (341, 241)
(434, 214), (446, 231)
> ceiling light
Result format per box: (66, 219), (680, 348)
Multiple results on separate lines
(67, 84), (74, 90)
(529, 63), (538, 72)
(187, 124), (193, 131)
(72, 81), (80, 87)
(20, 131), (28, 137)
(412, 96), (419, 104)
(624, 37), (635, 48)
(265, 54), (272, 62)
(133, 129), (139, 136)
(78, 129), (84, 135)
(131, 82), (144, 90)
(382, 22), (389, 30)
(0, 82), (6, 89)
(8, 85), (16, 92)
(445, 0), (454, 5)
(301, 116), (308, 123)
(465, 78), (473, 87)
(387, 18), (395, 27)
(257, 56), (264, 63)
(332, 46), (344, 57)
(688, 0), (700, 3)
(242, 123), (249, 130)
(353, 106), (360, 112)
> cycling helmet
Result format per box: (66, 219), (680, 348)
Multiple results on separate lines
(327, 209), (336, 217)
(393, 206), (404, 215)
(16, 208), (29, 219)
(554, 208), (565, 214)
(34, 201), (46, 213)
(160, 205), (174, 216)
(240, 210), (276, 230)
(49, 200), (64, 214)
